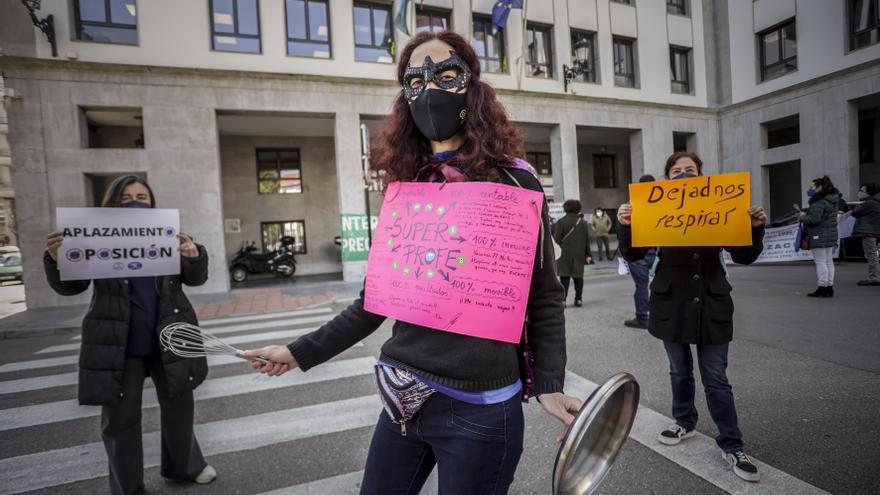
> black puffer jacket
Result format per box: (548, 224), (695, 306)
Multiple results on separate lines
(43, 245), (209, 406)
(852, 192), (880, 238)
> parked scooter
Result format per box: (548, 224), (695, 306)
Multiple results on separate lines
(229, 237), (297, 282)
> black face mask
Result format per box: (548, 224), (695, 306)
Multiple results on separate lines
(408, 88), (468, 142)
(672, 171), (697, 180)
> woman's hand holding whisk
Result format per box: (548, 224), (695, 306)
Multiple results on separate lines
(244, 346), (299, 376)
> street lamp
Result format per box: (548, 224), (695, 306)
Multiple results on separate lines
(563, 38), (591, 93)
(20, 0), (57, 57)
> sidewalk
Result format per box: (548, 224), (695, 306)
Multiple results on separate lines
(0, 276), (364, 339)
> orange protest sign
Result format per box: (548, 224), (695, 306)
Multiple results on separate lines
(629, 172), (752, 247)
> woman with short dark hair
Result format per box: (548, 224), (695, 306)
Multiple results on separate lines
(44, 175), (215, 494)
(554, 199), (593, 306)
(616, 152), (767, 482)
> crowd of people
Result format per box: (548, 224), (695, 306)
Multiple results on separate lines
(39, 29), (880, 495)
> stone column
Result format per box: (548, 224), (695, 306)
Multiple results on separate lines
(334, 111), (368, 282)
(550, 119), (580, 201)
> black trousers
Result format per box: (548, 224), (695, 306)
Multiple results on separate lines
(101, 356), (206, 495)
(559, 276), (584, 301)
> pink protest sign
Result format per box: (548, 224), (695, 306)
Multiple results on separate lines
(364, 181), (544, 343)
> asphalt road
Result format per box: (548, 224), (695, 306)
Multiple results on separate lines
(0, 261), (876, 494)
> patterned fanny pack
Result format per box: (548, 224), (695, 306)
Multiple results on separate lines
(374, 364), (435, 436)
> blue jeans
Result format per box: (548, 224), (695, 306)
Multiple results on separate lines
(628, 258), (651, 321)
(360, 393), (524, 495)
(663, 341), (744, 453)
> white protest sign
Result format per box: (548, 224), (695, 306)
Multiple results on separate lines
(56, 208), (181, 281)
(723, 223), (839, 264)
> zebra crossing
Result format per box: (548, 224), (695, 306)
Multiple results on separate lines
(0, 305), (388, 494)
(0, 303), (831, 495)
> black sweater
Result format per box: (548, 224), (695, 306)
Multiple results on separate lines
(288, 167), (567, 394)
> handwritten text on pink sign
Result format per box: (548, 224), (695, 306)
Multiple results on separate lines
(364, 181), (544, 343)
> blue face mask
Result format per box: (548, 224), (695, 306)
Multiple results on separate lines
(121, 200), (151, 208)
(806, 188), (817, 198)
(672, 171), (697, 180)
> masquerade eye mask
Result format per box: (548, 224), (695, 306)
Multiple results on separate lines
(403, 52), (472, 101)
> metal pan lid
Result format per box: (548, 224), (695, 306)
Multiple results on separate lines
(553, 372), (640, 495)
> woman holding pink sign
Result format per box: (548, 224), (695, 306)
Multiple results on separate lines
(245, 31), (580, 494)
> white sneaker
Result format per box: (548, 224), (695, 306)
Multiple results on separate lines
(723, 451), (760, 482)
(657, 424), (696, 445)
(195, 465), (217, 484)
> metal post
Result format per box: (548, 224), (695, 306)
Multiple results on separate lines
(359, 123), (372, 248)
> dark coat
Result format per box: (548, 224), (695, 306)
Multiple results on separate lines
(852, 192), (880, 238)
(553, 213), (592, 278)
(43, 245), (210, 406)
(801, 190), (841, 248)
(619, 225), (765, 345)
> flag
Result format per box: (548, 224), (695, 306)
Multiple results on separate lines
(491, 0), (524, 31)
(394, 0), (413, 36)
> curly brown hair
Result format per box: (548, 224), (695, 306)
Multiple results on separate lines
(370, 30), (524, 183)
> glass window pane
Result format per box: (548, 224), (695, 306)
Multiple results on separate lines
(473, 25), (487, 57)
(214, 35), (260, 52)
(79, 0), (107, 23)
(80, 24), (138, 44)
(762, 30), (780, 65)
(110, 0), (137, 24)
(356, 46), (393, 63)
(782, 23), (797, 59)
(287, 0), (307, 39)
(288, 41), (331, 57)
(213, 0), (235, 33)
(415, 14), (433, 34)
(309, 1), (329, 41)
(354, 6), (373, 45)
(373, 7), (391, 46)
(433, 15), (448, 31)
(237, 0), (260, 35)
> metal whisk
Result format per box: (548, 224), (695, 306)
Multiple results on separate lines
(160, 322), (268, 364)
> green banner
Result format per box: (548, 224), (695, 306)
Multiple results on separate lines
(340, 213), (378, 262)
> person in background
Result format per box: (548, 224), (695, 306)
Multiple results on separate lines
(852, 182), (880, 286)
(591, 207), (614, 261)
(43, 175), (215, 495)
(623, 174), (657, 329)
(554, 199), (593, 307)
(800, 175), (841, 297)
(617, 151), (767, 483)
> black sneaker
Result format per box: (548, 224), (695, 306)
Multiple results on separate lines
(657, 424), (695, 445)
(723, 451), (760, 482)
(857, 279), (880, 286)
(574, 299), (583, 307)
(624, 318), (648, 329)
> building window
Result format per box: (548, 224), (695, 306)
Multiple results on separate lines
(570, 30), (597, 83)
(613, 37), (636, 87)
(667, 0), (688, 16)
(593, 154), (617, 189)
(762, 115), (800, 149)
(670, 46), (691, 94)
(261, 221), (307, 254)
(256, 149), (303, 194)
(210, 0), (261, 53)
(758, 19), (797, 81)
(73, 0), (138, 44)
(849, 0), (880, 50)
(416, 8), (449, 34)
(473, 16), (506, 73)
(286, 0), (331, 58)
(354, 2), (393, 63)
(611, 0), (634, 5)
(526, 152), (552, 176)
(81, 107), (144, 149)
(526, 23), (554, 78)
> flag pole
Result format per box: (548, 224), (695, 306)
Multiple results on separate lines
(518, 0), (529, 90)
